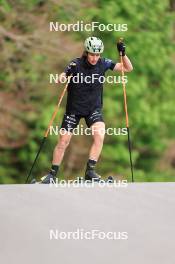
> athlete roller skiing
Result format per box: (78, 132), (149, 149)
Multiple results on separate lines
(40, 37), (133, 184)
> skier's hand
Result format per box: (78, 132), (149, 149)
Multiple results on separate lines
(65, 61), (76, 77)
(117, 38), (126, 56)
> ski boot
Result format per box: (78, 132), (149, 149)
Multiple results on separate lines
(85, 167), (101, 182)
(40, 171), (56, 184)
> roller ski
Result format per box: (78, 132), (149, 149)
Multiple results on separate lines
(83, 160), (114, 183)
(31, 171), (56, 184)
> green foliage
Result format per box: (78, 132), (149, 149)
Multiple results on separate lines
(0, 0), (174, 183)
(14, 0), (43, 10)
(86, 0), (175, 180)
(0, 0), (11, 12)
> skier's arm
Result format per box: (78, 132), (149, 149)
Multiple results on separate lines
(60, 60), (76, 83)
(57, 60), (76, 84)
(114, 55), (133, 72)
(114, 39), (133, 72)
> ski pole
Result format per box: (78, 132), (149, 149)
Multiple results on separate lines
(25, 75), (72, 183)
(118, 38), (134, 182)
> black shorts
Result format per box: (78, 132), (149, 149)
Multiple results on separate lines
(60, 109), (104, 132)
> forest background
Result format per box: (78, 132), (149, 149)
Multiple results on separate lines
(0, 0), (174, 183)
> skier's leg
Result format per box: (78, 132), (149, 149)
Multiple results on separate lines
(40, 113), (79, 183)
(85, 121), (105, 181)
(89, 121), (105, 161)
(40, 131), (73, 183)
(52, 112), (80, 167)
(52, 130), (73, 165)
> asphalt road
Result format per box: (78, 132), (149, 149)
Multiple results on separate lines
(0, 183), (175, 264)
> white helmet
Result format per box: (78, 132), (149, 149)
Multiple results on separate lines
(84, 37), (104, 54)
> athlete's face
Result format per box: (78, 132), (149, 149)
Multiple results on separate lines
(87, 53), (100, 65)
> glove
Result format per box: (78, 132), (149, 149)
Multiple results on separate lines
(65, 61), (76, 77)
(117, 38), (126, 56)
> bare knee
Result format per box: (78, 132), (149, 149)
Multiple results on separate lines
(56, 136), (71, 151)
(93, 133), (105, 146)
(93, 129), (105, 145)
(92, 123), (105, 144)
